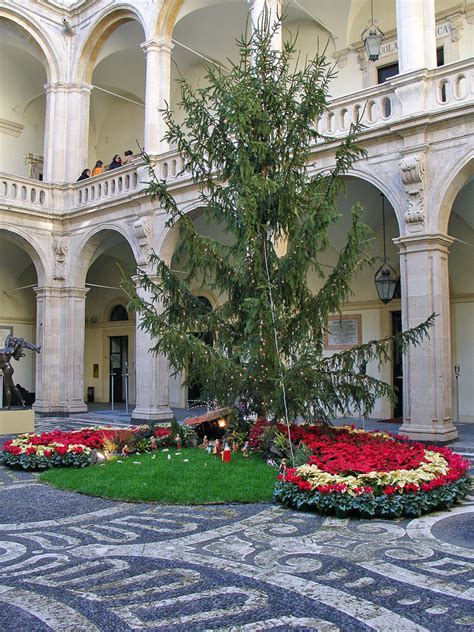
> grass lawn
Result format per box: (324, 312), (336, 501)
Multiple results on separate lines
(39, 448), (279, 504)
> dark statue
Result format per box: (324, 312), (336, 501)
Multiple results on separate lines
(0, 335), (41, 409)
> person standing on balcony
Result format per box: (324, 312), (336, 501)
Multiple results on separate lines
(91, 160), (103, 176)
(108, 154), (122, 170)
(122, 149), (134, 166)
(77, 168), (91, 181)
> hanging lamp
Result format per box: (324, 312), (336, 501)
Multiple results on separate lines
(361, 0), (384, 61)
(374, 194), (399, 304)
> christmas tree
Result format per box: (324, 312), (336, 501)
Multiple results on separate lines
(128, 14), (433, 425)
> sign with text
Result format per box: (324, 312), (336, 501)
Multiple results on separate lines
(379, 22), (451, 58)
(0, 327), (12, 349)
(325, 315), (362, 350)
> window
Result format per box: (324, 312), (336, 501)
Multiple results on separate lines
(377, 62), (399, 84)
(437, 47), (444, 67)
(110, 305), (128, 321)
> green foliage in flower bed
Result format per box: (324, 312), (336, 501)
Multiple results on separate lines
(0, 448), (92, 470)
(40, 448), (278, 504)
(273, 475), (471, 518)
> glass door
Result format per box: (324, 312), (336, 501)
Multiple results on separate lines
(109, 336), (128, 403)
(391, 311), (403, 419)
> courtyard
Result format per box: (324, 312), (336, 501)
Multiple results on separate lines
(1, 413), (473, 631)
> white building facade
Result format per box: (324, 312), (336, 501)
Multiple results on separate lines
(0, 0), (473, 441)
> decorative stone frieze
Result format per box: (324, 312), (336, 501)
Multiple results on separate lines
(399, 154), (426, 230)
(134, 218), (151, 267)
(404, 191), (425, 225)
(52, 237), (68, 280)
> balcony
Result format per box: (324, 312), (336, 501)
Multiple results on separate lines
(0, 59), (472, 217)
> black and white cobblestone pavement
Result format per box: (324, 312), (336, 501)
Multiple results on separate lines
(1, 413), (473, 631)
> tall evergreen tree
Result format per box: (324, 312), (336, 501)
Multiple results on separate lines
(128, 16), (433, 423)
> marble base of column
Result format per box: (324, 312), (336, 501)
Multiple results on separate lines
(33, 401), (88, 416)
(132, 405), (173, 423)
(399, 421), (458, 444)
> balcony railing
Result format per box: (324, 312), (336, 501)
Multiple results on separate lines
(429, 59), (473, 109)
(1, 174), (51, 209)
(0, 59), (472, 216)
(317, 81), (397, 140)
(75, 164), (140, 207)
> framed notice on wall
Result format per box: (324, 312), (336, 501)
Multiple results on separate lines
(0, 326), (13, 349)
(325, 315), (361, 350)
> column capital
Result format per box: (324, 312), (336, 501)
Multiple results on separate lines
(34, 286), (89, 299)
(141, 37), (174, 56)
(394, 233), (453, 254)
(44, 81), (93, 95)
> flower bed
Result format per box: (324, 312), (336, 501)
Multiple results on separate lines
(273, 425), (471, 518)
(0, 424), (173, 470)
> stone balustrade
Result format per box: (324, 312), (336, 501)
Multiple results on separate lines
(75, 164), (140, 206)
(317, 82), (396, 140)
(430, 59), (473, 109)
(1, 174), (51, 210)
(157, 153), (186, 180)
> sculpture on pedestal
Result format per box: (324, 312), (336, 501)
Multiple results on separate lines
(0, 335), (41, 410)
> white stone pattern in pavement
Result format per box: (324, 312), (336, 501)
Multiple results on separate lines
(0, 463), (473, 631)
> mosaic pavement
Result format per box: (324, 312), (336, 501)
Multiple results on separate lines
(1, 418), (473, 631)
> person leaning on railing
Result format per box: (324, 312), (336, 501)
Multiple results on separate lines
(91, 160), (103, 176)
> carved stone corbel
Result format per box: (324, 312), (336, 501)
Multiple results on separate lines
(357, 48), (368, 72)
(333, 48), (350, 69)
(399, 154), (426, 230)
(134, 218), (152, 267)
(52, 237), (68, 280)
(448, 13), (463, 42)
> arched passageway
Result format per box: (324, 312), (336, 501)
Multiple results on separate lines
(83, 16), (146, 171)
(448, 175), (474, 422)
(82, 230), (137, 406)
(0, 18), (48, 179)
(0, 231), (41, 403)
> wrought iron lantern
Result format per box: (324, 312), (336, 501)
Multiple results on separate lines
(374, 194), (399, 304)
(361, 0), (384, 61)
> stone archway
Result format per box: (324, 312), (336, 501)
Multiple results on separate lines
(71, 227), (139, 408)
(0, 12), (57, 179)
(443, 162), (474, 425)
(0, 229), (46, 406)
(75, 8), (147, 171)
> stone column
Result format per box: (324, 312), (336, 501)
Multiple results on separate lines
(395, 234), (458, 442)
(43, 82), (92, 183)
(33, 287), (88, 415)
(396, 0), (436, 73)
(132, 281), (173, 422)
(249, 0), (282, 50)
(141, 38), (174, 156)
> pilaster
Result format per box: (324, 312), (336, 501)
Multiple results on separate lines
(248, 0), (282, 50)
(394, 234), (458, 442)
(43, 82), (92, 183)
(33, 286), (88, 415)
(396, 0), (437, 74)
(141, 38), (174, 156)
(132, 277), (173, 422)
